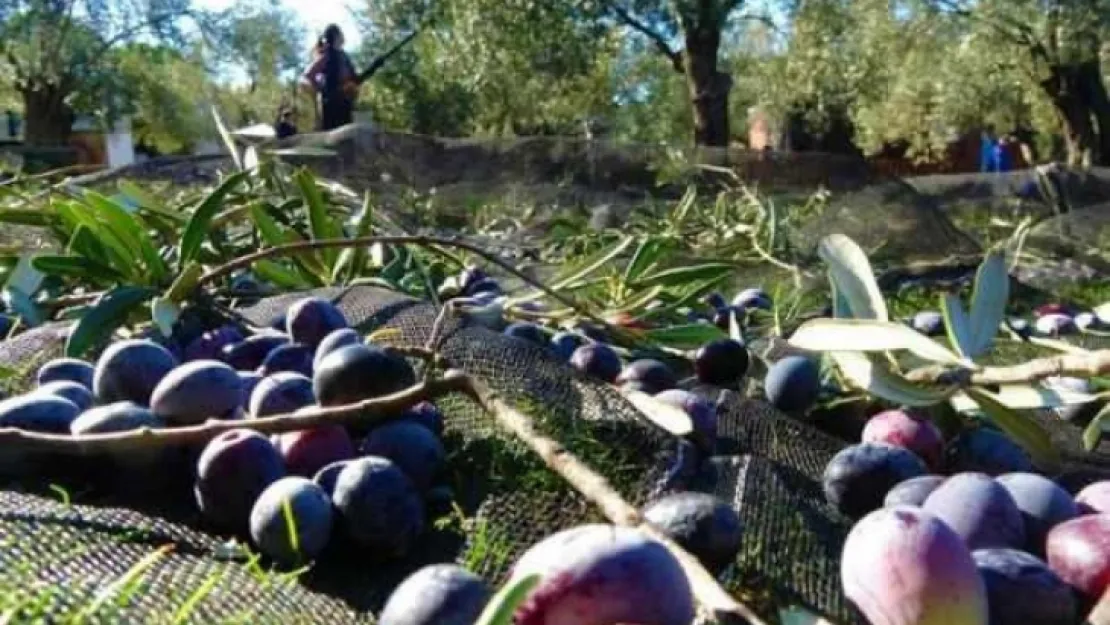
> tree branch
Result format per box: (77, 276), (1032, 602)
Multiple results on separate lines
(463, 375), (766, 625)
(0, 370), (467, 455)
(905, 348), (1110, 387)
(606, 3), (684, 73)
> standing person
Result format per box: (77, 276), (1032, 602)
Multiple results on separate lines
(300, 24), (359, 132)
(994, 135), (1012, 173)
(979, 126), (997, 172)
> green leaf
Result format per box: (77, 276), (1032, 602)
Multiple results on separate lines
(789, 318), (970, 366)
(0, 209), (51, 226)
(294, 169), (343, 270)
(1082, 404), (1110, 452)
(551, 236), (635, 290)
(830, 352), (956, 407)
(249, 203), (330, 279)
(253, 260), (311, 289)
(180, 171), (249, 268)
(165, 263), (205, 303)
(65, 286), (158, 358)
(151, 297), (181, 338)
(818, 234), (888, 321)
(474, 573), (541, 625)
(967, 248), (1009, 357)
(54, 202), (135, 278)
(643, 323), (727, 349)
(81, 190), (167, 282)
(632, 263), (734, 291)
(622, 237), (670, 284)
(940, 292), (974, 359)
(964, 388), (1060, 472)
(211, 106), (243, 170)
(32, 255), (125, 283)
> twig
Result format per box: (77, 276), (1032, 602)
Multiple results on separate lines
(195, 235), (625, 341)
(905, 348), (1110, 387)
(462, 375), (766, 625)
(0, 372), (469, 455)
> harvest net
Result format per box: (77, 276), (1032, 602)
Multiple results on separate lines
(2, 132), (1110, 624)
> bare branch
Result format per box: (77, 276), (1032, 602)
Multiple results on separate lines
(905, 348), (1110, 387)
(606, 3), (684, 73)
(0, 370), (468, 455)
(463, 375), (766, 625)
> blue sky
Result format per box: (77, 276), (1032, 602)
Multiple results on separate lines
(194, 0), (364, 50)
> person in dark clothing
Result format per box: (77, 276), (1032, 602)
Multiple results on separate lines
(301, 24), (359, 131)
(274, 108), (298, 139)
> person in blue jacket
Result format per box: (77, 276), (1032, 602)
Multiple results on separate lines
(980, 126), (997, 172)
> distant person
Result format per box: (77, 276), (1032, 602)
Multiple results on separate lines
(274, 108), (297, 139)
(980, 126), (997, 172)
(300, 24), (359, 131)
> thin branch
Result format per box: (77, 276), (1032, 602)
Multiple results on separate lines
(905, 348), (1110, 387)
(195, 235), (630, 343)
(463, 375), (766, 625)
(606, 3), (685, 73)
(0, 370), (469, 455)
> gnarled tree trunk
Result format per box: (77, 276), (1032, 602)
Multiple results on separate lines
(1039, 60), (1110, 166)
(683, 26), (731, 147)
(20, 85), (74, 148)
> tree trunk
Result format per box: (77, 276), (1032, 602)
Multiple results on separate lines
(1039, 62), (1110, 166)
(683, 26), (731, 147)
(20, 86), (74, 147)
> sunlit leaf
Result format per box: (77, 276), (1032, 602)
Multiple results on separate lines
(621, 388), (694, 436)
(211, 106), (243, 170)
(165, 263), (205, 303)
(0, 209), (51, 226)
(294, 169), (343, 271)
(1083, 404), (1110, 452)
(790, 318), (969, 366)
(818, 234), (888, 321)
(32, 255), (125, 284)
(829, 352), (955, 406)
(474, 573), (541, 625)
(830, 273), (852, 319)
(81, 190), (167, 282)
(967, 248), (1009, 357)
(964, 388), (1060, 472)
(622, 237), (670, 284)
(633, 263), (734, 290)
(949, 384), (1098, 412)
(4, 253), (45, 297)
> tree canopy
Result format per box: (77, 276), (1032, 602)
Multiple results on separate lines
(1, 0), (1109, 165)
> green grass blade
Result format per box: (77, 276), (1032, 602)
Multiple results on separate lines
(80, 190), (168, 283)
(294, 169), (343, 270)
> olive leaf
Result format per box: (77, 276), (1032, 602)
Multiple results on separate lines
(818, 234), (888, 321)
(829, 352), (956, 406)
(474, 573), (541, 625)
(789, 318), (970, 366)
(967, 248), (1009, 357)
(620, 388), (694, 436)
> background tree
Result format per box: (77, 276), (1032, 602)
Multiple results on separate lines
(0, 0), (208, 146)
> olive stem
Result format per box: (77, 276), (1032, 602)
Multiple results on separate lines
(905, 348), (1110, 387)
(0, 371), (471, 455)
(196, 235), (622, 339)
(460, 374), (767, 625)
